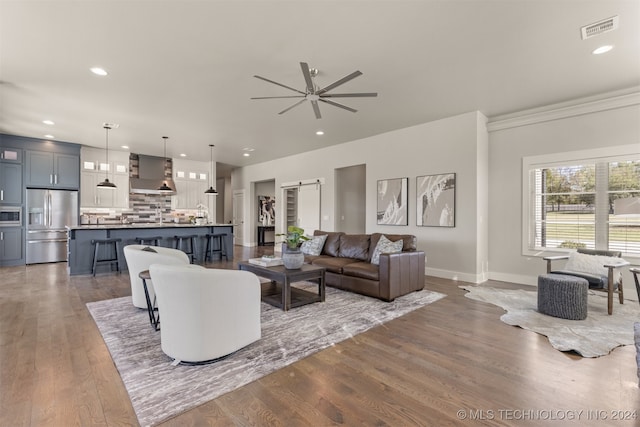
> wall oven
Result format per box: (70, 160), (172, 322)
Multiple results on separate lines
(0, 206), (21, 226)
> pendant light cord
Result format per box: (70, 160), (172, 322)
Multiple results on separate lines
(105, 126), (109, 177)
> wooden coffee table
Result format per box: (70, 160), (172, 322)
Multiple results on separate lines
(237, 262), (325, 311)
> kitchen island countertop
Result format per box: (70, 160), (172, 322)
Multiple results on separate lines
(66, 223), (233, 230)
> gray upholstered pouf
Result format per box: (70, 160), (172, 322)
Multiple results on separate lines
(537, 274), (588, 320)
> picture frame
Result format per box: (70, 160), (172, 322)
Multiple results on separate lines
(416, 173), (456, 227)
(258, 195), (275, 225)
(377, 177), (408, 225)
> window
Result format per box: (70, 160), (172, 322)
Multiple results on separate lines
(523, 147), (640, 257)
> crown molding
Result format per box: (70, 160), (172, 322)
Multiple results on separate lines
(487, 87), (640, 132)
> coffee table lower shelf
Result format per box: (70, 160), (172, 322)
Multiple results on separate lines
(237, 261), (326, 311)
(261, 284), (324, 310)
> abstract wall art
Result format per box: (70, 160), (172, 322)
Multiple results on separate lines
(377, 177), (408, 225)
(416, 173), (456, 227)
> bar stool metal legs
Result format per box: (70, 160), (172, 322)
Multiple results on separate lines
(174, 235), (198, 263)
(91, 238), (122, 276)
(205, 233), (228, 262)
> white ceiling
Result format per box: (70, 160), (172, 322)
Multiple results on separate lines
(1, 1), (639, 175)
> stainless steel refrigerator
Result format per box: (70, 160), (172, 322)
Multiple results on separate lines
(26, 189), (78, 264)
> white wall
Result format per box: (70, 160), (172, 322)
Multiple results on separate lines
(488, 102), (640, 292)
(233, 111), (489, 281)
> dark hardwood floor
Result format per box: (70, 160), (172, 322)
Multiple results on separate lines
(1, 245), (638, 426)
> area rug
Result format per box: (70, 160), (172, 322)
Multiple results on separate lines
(87, 286), (445, 427)
(461, 285), (638, 358)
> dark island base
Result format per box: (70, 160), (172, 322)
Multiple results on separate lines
(67, 225), (233, 275)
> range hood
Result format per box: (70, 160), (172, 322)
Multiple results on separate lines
(129, 154), (176, 195)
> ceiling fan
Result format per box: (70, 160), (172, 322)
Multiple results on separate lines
(251, 62), (377, 119)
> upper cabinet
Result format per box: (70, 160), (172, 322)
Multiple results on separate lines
(0, 148), (22, 204)
(26, 151), (80, 189)
(80, 147), (130, 208)
(171, 158), (210, 211)
(0, 163), (22, 204)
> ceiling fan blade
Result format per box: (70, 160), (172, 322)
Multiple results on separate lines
(251, 95), (305, 99)
(278, 99), (307, 115)
(300, 62), (315, 94)
(311, 100), (322, 119)
(317, 70), (362, 95)
(320, 92), (378, 98)
(254, 75), (305, 95)
(319, 98), (357, 113)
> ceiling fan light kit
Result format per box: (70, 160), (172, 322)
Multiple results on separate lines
(251, 62), (377, 119)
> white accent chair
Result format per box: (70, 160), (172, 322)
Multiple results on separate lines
(123, 245), (190, 309)
(149, 264), (262, 364)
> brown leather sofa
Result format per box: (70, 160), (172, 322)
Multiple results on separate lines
(303, 231), (426, 301)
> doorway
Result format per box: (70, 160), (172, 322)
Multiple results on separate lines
(232, 190), (245, 246)
(335, 164), (366, 233)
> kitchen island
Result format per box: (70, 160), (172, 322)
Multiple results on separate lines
(66, 223), (233, 275)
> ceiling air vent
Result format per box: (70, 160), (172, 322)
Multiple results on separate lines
(581, 16), (619, 40)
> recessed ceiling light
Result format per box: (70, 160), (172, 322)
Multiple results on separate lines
(180, 153), (186, 157)
(42, 119), (55, 125)
(316, 130), (324, 136)
(121, 145), (129, 149)
(44, 134), (54, 139)
(243, 153), (250, 157)
(592, 45), (613, 55)
(90, 67), (108, 76)
(242, 147), (255, 152)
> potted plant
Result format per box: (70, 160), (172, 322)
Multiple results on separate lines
(278, 225), (310, 269)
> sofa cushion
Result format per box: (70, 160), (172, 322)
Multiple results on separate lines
(371, 235), (404, 265)
(311, 256), (355, 274)
(301, 234), (327, 256)
(550, 270), (609, 289)
(369, 233), (416, 261)
(314, 231), (344, 257)
(338, 234), (370, 261)
(563, 251), (623, 285)
(342, 261), (379, 281)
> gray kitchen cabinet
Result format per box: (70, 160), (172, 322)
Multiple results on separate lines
(26, 151), (80, 189)
(0, 162), (22, 204)
(0, 227), (23, 265)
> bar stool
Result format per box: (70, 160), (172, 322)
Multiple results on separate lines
(136, 236), (163, 246)
(91, 238), (122, 276)
(204, 233), (228, 262)
(174, 235), (199, 263)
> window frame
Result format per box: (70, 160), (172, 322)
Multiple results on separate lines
(521, 144), (639, 260)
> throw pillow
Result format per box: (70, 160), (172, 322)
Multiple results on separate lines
(301, 234), (328, 256)
(141, 246), (157, 253)
(564, 251), (623, 284)
(371, 235), (403, 265)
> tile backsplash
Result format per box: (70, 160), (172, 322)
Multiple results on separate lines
(80, 153), (207, 224)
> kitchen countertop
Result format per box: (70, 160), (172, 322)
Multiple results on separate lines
(66, 223), (234, 230)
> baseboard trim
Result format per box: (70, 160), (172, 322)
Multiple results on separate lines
(487, 272), (538, 287)
(425, 267), (486, 284)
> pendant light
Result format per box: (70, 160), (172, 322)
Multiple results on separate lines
(97, 124), (117, 189)
(157, 136), (174, 193)
(204, 144), (218, 195)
